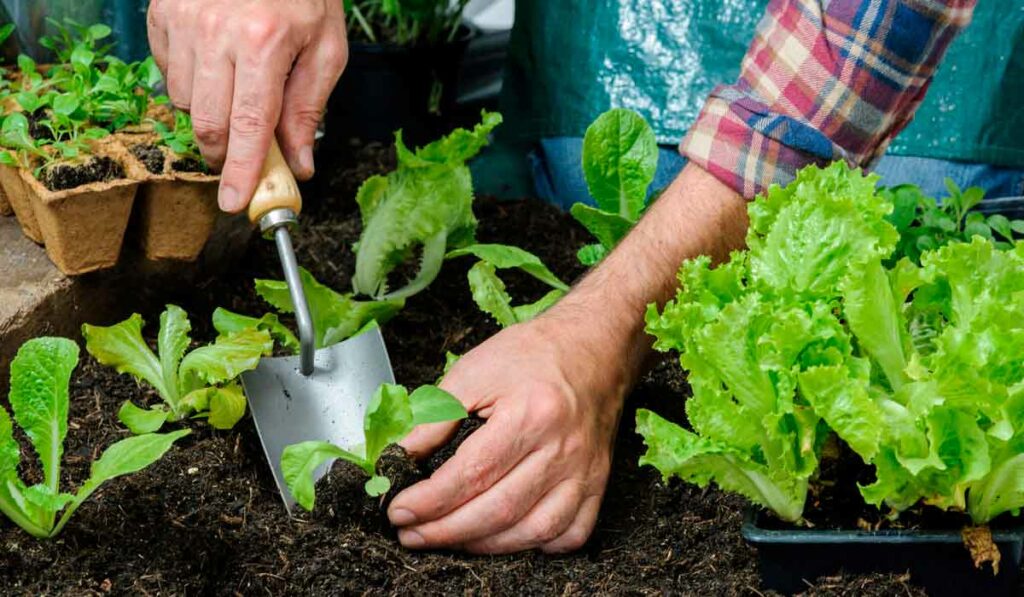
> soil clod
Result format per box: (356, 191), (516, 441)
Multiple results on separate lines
(130, 143), (166, 175)
(40, 156), (125, 191)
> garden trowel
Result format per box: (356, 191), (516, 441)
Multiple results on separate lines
(240, 139), (395, 513)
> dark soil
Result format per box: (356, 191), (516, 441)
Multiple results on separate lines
(26, 111), (53, 142)
(171, 157), (209, 174)
(129, 143), (166, 175)
(0, 142), (966, 595)
(40, 156), (125, 192)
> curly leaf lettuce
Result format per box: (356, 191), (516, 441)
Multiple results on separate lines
(353, 111), (502, 300)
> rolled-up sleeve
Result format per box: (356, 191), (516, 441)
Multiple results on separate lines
(680, 0), (976, 198)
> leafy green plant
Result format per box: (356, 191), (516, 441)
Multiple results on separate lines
(152, 110), (205, 165)
(38, 18), (113, 64)
(82, 305), (273, 434)
(215, 267), (404, 352)
(445, 244), (569, 327)
(282, 382), (467, 508)
(886, 179), (1024, 264)
(352, 110), (502, 300)
(639, 161), (1024, 528)
(343, 0), (470, 45)
(0, 337), (188, 538)
(570, 108), (658, 265)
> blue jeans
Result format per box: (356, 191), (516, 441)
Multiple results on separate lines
(530, 137), (1024, 211)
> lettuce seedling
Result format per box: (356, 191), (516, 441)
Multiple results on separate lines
(282, 383), (467, 509)
(0, 337), (188, 538)
(885, 180), (1024, 264)
(152, 110), (206, 166)
(640, 162), (901, 523)
(446, 244), (569, 328)
(642, 161), (1024, 527)
(226, 266), (405, 350)
(570, 108), (658, 265)
(352, 111), (502, 300)
(83, 305), (272, 434)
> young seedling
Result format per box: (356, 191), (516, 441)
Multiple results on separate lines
(885, 179), (1024, 264)
(571, 108), (658, 265)
(343, 0), (471, 45)
(352, 110), (502, 300)
(0, 337), (188, 539)
(215, 267), (404, 352)
(152, 110), (206, 166)
(282, 382), (467, 509)
(83, 305), (272, 434)
(445, 244), (569, 328)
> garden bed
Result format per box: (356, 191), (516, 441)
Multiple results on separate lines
(0, 145), (1000, 595)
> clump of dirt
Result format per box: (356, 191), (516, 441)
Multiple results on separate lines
(171, 157), (208, 174)
(313, 445), (422, 533)
(129, 143), (166, 174)
(40, 156), (125, 191)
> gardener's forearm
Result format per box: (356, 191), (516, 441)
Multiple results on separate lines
(540, 163), (748, 392)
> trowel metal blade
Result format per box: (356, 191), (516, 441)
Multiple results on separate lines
(241, 325), (394, 513)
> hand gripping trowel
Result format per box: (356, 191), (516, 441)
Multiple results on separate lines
(240, 140), (395, 513)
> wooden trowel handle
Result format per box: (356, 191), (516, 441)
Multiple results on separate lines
(248, 138), (302, 224)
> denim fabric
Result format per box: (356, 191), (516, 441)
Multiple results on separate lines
(530, 137), (1024, 211)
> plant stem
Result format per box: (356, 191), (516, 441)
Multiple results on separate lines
(349, 4), (377, 43)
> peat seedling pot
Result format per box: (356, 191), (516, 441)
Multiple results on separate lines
(0, 161), (43, 242)
(15, 138), (140, 275)
(743, 510), (1024, 596)
(122, 133), (220, 262)
(323, 24), (477, 148)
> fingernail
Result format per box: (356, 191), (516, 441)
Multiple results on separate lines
(218, 184), (240, 212)
(398, 529), (426, 549)
(298, 145), (314, 176)
(389, 508), (417, 526)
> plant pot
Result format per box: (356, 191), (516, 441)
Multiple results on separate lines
(123, 135), (220, 261)
(742, 509), (1024, 596)
(0, 161), (43, 242)
(18, 138), (140, 275)
(0, 180), (11, 216)
(323, 24), (477, 148)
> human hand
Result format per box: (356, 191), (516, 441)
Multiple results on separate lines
(147, 0), (349, 212)
(387, 316), (628, 554)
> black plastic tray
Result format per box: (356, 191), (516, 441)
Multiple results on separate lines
(741, 509), (1024, 596)
(978, 195), (1024, 219)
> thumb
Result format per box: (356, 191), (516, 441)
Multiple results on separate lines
(400, 419), (462, 460)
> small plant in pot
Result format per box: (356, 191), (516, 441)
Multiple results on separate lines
(325, 0), (477, 147)
(637, 162), (1024, 596)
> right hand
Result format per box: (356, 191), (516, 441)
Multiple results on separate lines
(147, 0), (349, 212)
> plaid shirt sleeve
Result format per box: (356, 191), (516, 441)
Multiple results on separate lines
(680, 0), (976, 199)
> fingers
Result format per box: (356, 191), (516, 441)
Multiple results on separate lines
(217, 22), (293, 213)
(189, 50), (234, 170)
(146, 1), (169, 74)
(278, 16), (348, 180)
(399, 419), (461, 459)
(541, 494), (602, 553)
(397, 449), (552, 549)
(164, 29), (195, 110)
(461, 479), (585, 554)
(388, 409), (531, 527)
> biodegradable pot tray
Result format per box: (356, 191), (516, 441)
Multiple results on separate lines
(15, 139), (140, 275)
(0, 162), (44, 242)
(742, 509), (1024, 596)
(123, 133), (220, 261)
(0, 181), (12, 216)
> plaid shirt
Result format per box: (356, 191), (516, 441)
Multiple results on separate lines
(680, 0), (976, 199)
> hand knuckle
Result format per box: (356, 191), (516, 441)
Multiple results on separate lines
(191, 115), (226, 147)
(492, 494), (519, 528)
(533, 512), (567, 543)
(461, 456), (499, 495)
(530, 391), (568, 423)
(231, 108), (269, 138)
(243, 12), (279, 47)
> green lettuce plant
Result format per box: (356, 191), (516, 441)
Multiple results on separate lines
(570, 108), (658, 265)
(445, 244), (569, 328)
(343, 0), (470, 46)
(886, 179), (1024, 264)
(83, 305), (272, 434)
(352, 111), (502, 300)
(0, 337), (188, 538)
(639, 161), (1024, 526)
(215, 267), (404, 352)
(282, 382), (467, 508)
